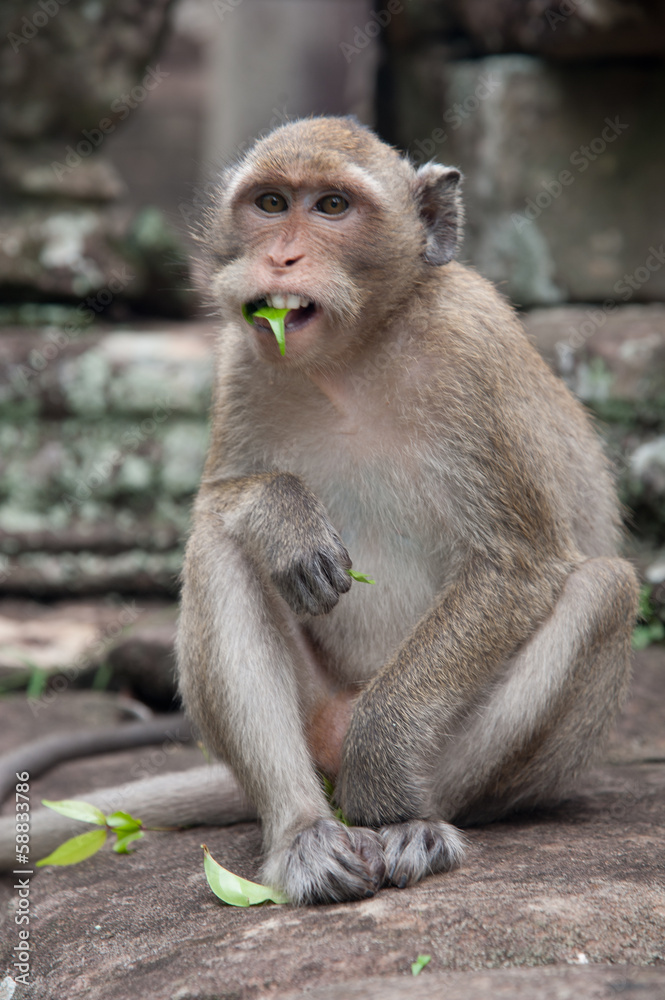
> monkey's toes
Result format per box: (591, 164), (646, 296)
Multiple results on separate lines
(380, 819), (465, 889)
(266, 819), (385, 905)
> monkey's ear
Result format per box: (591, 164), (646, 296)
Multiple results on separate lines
(413, 164), (463, 266)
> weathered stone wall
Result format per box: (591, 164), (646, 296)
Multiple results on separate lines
(387, 1), (665, 581)
(0, 320), (214, 595)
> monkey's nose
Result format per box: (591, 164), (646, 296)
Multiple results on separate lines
(269, 253), (304, 268)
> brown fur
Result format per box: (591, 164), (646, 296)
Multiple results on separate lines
(177, 116), (638, 904)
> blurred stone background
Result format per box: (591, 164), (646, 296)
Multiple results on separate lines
(0, 3), (664, 998)
(0, 0), (664, 697)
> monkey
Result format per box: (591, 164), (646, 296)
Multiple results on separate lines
(175, 115), (639, 906)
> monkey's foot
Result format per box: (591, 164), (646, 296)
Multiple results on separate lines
(380, 819), (465, 889)
(264, 819), (386, 905)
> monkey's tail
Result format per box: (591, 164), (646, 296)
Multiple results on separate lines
(0, 765), (256, 872)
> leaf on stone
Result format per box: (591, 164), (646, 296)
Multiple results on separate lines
(202, 844), (289, 907)
(113, 830), (145, 854)
(36, 828), (107, 867)
(411, 954), (431, 976)
(106, 811), (143, 833)
(41, 798), (107, 826)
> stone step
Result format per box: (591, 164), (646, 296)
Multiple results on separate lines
(0, 597), (178, 710)
(0, 646), (662, 998)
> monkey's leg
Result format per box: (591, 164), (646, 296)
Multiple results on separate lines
(337, 555), (637, 889)
(177, 526), (385, 905)
(433, 556), (637, 827)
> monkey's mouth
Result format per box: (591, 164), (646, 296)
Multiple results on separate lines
(246, 294), (318, 333)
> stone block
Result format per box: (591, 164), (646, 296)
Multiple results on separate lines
(405, 56), (665, 307)
(439, 0), (665, 59)
(0, 320), (216, 593)
(1, 648), (663, 997)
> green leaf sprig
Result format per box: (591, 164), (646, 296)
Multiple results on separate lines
(242, 303), (289, 356)
(411, 954), (432, 976)
(347, 568), (376, 585)
(633, 584), (665, 650)
(321, 774), (350, 826)
(202, 845), (288, 906)
(36, 799), (146, 866)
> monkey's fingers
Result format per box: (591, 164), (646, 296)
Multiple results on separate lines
(274, 545), (352, 617)
(380, 819), (465, 890)
(267, 819), (384, 905)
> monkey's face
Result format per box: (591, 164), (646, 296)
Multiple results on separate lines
(230, 180), (385, 365)
(207, 118), (463, 367)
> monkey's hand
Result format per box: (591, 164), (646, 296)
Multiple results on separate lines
(246, 473), (352, 616)
(263, 819), (386, 905)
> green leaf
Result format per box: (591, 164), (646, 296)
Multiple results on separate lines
(632, 620), (665, 650)
(36, 828), (107, 867)
(41, 799), (107, 826)
(242, 302), (289, 356)
(637, 584), (653, 621)
(25, 665), (49, 699)
(320, 774), (350, 826)
(106, 811), (143, 832)
(91, 660), (113, 691)
(252, 306), (288, 356)
(411, 954), (431, 976)
(347, 569), (376, 585)
(202, 844), (289, 907)
(113, 830), (145, 854)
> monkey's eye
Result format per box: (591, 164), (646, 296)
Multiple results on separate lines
(256, 193), (288, 213)
(315, 194), (349, 216)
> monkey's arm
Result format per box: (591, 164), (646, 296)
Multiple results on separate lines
(178, 472), (386, 903)
(337, 552), (572, 825)
(195, 471), (352, 615)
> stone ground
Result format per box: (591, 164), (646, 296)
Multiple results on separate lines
(0, 645), (663, 1000)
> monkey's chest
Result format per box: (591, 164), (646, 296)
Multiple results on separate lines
(288, 444), (448, 680)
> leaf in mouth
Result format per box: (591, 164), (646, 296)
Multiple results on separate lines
(242, 303), (289, 356)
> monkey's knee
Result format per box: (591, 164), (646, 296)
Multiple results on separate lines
(441, 557), (638, 826)
(567, 556), (639, 641)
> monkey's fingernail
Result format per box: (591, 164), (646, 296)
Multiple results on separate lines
(364, 888), (375, 898)
(396, 874), (407, 889)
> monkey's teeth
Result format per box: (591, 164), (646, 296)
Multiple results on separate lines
(265, 293), (311, 310)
